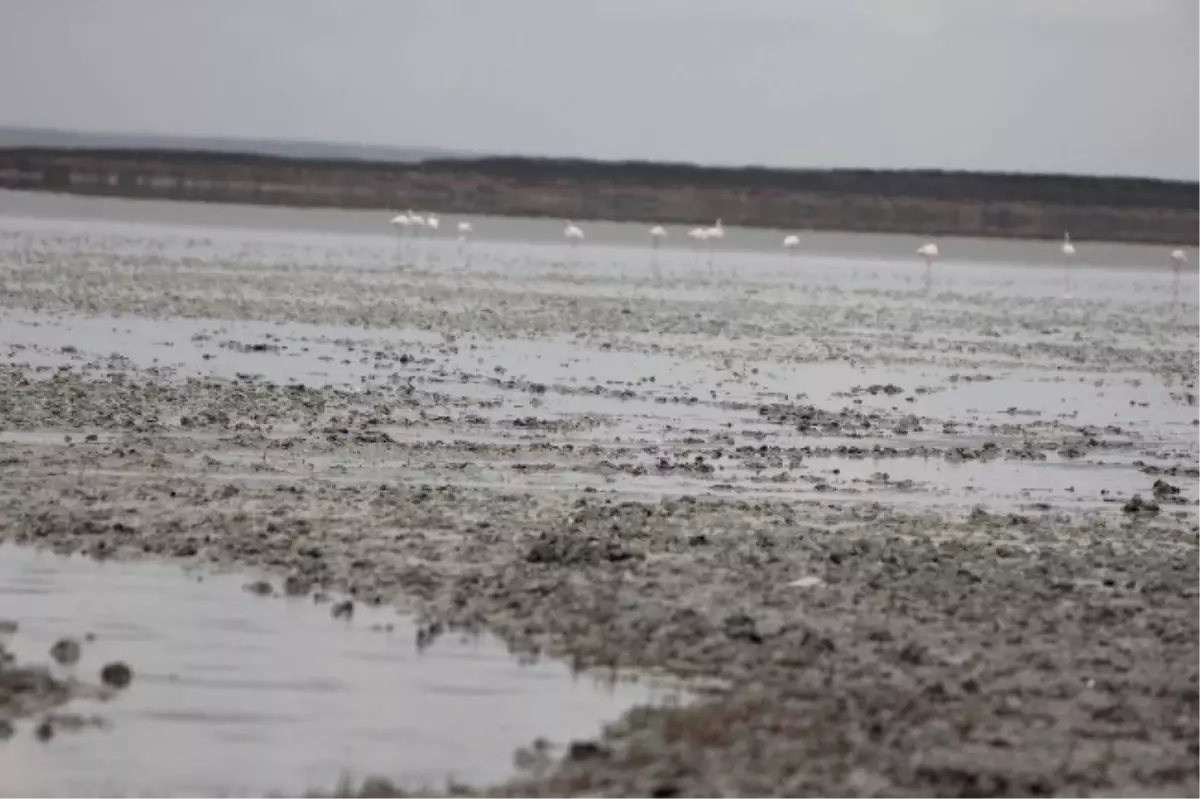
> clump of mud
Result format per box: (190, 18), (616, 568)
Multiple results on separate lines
(0, 638), (126, 742)
(0, 603), (135, 743)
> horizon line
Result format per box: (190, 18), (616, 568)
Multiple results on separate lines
(1, 124), (1196, 186)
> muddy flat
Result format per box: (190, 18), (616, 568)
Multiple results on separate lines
(0, 192), (1197, 797)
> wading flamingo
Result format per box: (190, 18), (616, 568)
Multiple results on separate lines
(917, 241), (939, 287)
(1170, 248), (1187, 300)
(687, 225), (718, 276)
(456, 220), (473, 259)
(1061, 231), (1076, 296)
(649, 225), (667, 248)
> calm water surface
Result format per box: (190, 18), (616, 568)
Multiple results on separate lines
(0, 545), (685, 797)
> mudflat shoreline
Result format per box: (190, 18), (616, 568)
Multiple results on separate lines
(0, 195), (1196, 796)
(1, 147), (1195, 245)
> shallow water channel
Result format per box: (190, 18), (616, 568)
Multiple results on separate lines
(0, 545), (686, 797)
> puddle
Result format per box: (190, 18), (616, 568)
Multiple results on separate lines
(803, 453), (1198, 509)
(0, 545), (686, 797)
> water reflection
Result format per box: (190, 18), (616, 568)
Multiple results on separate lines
(0, 545), (685, 797)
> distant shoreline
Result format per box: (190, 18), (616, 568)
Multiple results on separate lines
(0, 147), (1195, 245)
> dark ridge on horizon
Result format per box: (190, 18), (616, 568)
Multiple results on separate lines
(2, 145), (1195, 212)
(1, 125), (1194, 191)
(418, 155), (1197, 210)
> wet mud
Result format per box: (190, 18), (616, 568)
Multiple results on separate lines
(0, 196), (1197, 796)
(0, 546), (680, 796)
(0, 623), (125, 744)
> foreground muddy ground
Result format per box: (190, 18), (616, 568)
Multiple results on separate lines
(0, 194), (1197, 796)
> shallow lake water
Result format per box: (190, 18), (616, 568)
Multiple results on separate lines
(2, 198), (1196, 475)
(0, 191), (1195, 796)
(0, 545), (685, 797)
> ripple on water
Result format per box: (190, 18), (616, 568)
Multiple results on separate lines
(0, 545), (687, 796)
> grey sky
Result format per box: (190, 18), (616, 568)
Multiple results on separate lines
(1, 0), (1196, 179)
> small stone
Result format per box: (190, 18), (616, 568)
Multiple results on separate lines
(100, 661), (133, 689)
(1122, 494), (1160, 514)
(50, 638), (82, 666)
(331, 600), (354, 620)
(566, 740), (610, 762)
(284, 574), (312, 597)
(244, 579), (273, 596)
(1152, 479), (1181, 499)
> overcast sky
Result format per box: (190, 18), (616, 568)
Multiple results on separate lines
(0, 0), (1196, 179)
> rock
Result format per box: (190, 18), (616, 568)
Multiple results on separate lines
(284, 574), (312, 597)
(100, 661), (133, 689)
(49, 638), (82, 666)
(244, 579), (274, 597)
(566, 740), (611, 762)
(1152, 479), (1182, 501)
(1122, 495), (1160, 514)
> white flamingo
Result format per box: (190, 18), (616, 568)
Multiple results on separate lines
(563, 221), (584, 264)
(389, 213), (412, 258)
(1170, 248), (1187, 299)
(426, 214), (440, 234)
(408, 211), (426, 232)
(400, 210), (426, 264)
(646, 225), (668, 278)
(649, 225), (667, 248)
(1061, 231), (1076, 296)
(686, 224), (718, 276)
(705, 220), (726, 277)
(451, 219), (473, 266)
(389, 212), (411, 233)
(783, 233), (801, 253)
(1061, 231), (1076, 258)
(917, 242), (939, 286)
